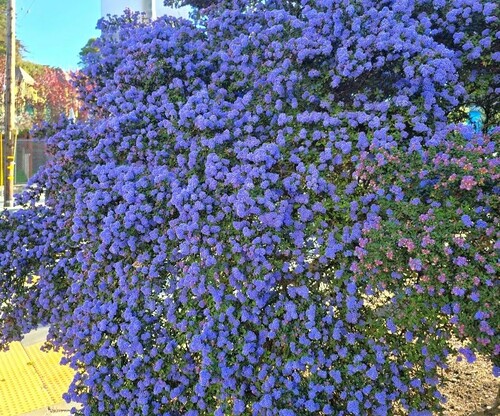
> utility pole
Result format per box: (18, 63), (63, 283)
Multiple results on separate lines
(150, 0), (157, 20)
(3, 0), (16, 208)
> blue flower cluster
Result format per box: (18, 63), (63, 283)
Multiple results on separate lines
(1, 1), (498, 415)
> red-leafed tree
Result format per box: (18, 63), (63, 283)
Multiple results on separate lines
(27, 64), (79, 125)
(1, 58), (80, 131)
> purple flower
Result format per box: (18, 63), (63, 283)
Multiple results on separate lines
(459, 348), (476, 363)
(409, 258), (423, 271)
(347, 399), (360, 414)
(460, 175), (477, 190)
(387, 319), (397, 333)
(0, 2), (496, 414)
(461, 214), (473, 227)
(454, 256), (468, 267)
(366, 366), (379, 380)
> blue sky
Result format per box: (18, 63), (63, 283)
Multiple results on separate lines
(16, 1), (190, 70)
(17, 0), (102, 70)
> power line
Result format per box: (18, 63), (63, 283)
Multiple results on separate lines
(17, 0), (37, 23)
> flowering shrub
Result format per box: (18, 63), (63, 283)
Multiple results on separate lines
(1, 1), (499, 415)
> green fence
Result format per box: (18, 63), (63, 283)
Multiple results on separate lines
(1, 136), (49, 186)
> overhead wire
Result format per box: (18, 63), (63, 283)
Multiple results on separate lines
(18, 0), (38, 23)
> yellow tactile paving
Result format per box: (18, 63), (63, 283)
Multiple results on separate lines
(24, 343), (74, 404)
(0, 342), (50, 416)
(0, 341), (74, 416)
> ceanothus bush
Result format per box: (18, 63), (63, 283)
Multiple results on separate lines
(1, 1), (498, 415)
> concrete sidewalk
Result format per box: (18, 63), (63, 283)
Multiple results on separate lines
(19, 402), (76, 416)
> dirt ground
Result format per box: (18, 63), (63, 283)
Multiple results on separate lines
(440, 350), (499, 416)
